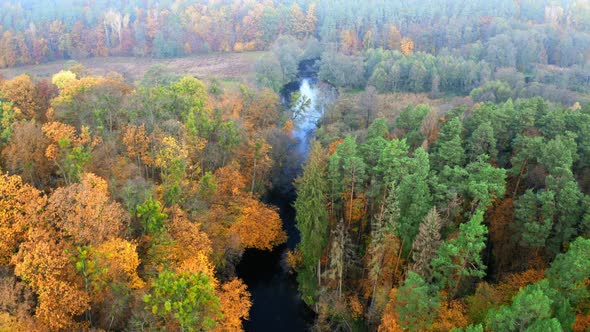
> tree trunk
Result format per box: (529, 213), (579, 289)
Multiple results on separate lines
(512, 157), (528, 198)
(393, 238), (404, 283)
(251, 155), (257, 193)
(349, 169), (355, 227)
(317, 258), (321, 288)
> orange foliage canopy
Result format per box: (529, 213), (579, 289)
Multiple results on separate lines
(0, 172), (45, 264)
(0, 74), (41, 119)
(431, 297), (469, 332)
(167, 207), (215, 277)
(12, 226), (90, 331)
(215, 278), (252, 332)
(378, 288), (403, 332)
(574, 312), (590, 331)
(231, 197), (287, 250)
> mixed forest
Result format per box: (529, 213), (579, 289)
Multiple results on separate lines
(0, 0), (590, 331)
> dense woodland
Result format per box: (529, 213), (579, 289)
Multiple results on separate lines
(0, 0), (590, 331)
(296, 99), (590, 331)
(0, 69), (295, 330)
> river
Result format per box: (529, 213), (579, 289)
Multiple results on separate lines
(236, 76), (336, 331)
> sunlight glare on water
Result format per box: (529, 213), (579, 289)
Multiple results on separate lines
(292, 78), (321, 153)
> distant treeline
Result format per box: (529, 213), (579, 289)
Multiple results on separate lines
(1, 0), (590, 69)
(316, 49), (590, 105)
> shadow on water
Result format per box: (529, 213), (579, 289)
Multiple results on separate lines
(236, 194), (315, 332)
(236, 70), (336, 331)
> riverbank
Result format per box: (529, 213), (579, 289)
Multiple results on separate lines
(236, 74), (337, 331)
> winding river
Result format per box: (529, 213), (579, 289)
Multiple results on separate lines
(236, 76), (336, 331)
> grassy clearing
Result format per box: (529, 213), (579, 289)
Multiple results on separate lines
(0, 51), (268, 84)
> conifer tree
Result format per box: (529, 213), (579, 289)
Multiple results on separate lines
(395, 272), (439, 332)
(397, 147), (433, 254)
(294, 141), (329, 305)
(412, 207), (443, 281)
(432, 117), (465, 171)
(432, 210), (488, 297)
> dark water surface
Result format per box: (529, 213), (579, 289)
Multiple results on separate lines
(236, 76), (335, 331)
(236, 194), (314, 332)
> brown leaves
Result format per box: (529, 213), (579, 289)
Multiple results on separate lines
(574, 312), (590, 332)
(494, 269), (544, 301)
(42, 122), (101, 158)
(386, 25), (402, 50)
(35, 277), (90, 331)
(47, 173), (128, 245)
(2, 121), (53, 187)
(488, 198), (517, 273)
(122, 124), (153, 166)
(343, 192), (367, 224)
(466, 269), (544, 323)
(242, 88), (280, 132)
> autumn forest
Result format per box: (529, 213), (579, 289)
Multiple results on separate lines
(0, 0), (590, 331)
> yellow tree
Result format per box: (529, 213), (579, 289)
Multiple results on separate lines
(288, 4), (307, 39)
(92, 238), (144, 289)
(77, 238), (144, 329)
(0, 31), (17, 68)
(154, 135), (189, 205)
(305, 3), (318, 37)
(400, 37), (415, 55)
(341, 30), (360, 55)
(167, 206), (213, 273)
(51, 70), (76, 90)
(363, 29), (375, 50)
(0, 74), (40, 119)
(431, 298), (469, 331)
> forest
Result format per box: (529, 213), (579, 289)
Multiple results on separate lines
(0, 0), (590, 331)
